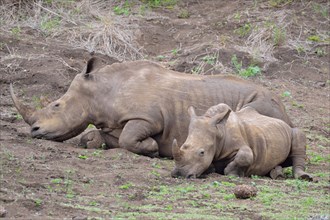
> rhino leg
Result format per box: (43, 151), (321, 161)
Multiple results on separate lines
(290, 128), (313, 181)
(79, 130), (120, 149)
(269, 166), (285, 179)
(224, 145), (253, 177)
(118, 120), (160, 157)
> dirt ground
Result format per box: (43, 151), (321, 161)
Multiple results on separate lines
(0, 0), (329, 219)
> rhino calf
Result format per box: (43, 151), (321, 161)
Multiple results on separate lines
(171, 103), (312, 181)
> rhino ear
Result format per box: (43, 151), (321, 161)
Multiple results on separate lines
(188, 106), (196, 118)
(210, 104), (231, 126)
(83, 57), (105, 78)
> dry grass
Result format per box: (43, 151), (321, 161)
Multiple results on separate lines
(229, 2), (329, 69)
(233, 10), (292, 64)
(0, 0), (144, 61)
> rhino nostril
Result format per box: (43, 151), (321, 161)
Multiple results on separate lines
(31, 126), (40, 132)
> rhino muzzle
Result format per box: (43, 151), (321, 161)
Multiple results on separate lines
(171, 168), (197, 179)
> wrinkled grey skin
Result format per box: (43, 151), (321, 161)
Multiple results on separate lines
(171, 104), (312, 181)
(11, 57), (294, 157)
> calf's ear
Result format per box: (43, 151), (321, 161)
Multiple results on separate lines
(211, 105), (231, 126)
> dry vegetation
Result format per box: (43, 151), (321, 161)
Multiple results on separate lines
(0, 0), (144, 60)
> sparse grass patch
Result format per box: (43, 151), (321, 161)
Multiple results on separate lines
(51, 178), (63, 184)
(190, 51), (222, 75)
(89, 201), (100, 206)
(32, 96), (43, 110)
(234, 23), (252, 37)
(40, 16), (61, 34)
(202, 55), (217, 65)
(87, 124), (95, 129)
(92, 150), (103, 157)
(10, 26), (21, 39)
(231, 54), (261, 78)
(308, 35), (322, 43)
(34, 198), (43, 207)
(315, 48), (327, 57)
(223, 193), (235, 201)
(268, 0), (293, 7)
(308, 151), (330, 164)
(156, 55), (166, 61)
(151, 162), (161, 169)
(113, 1), (131, 16)
(178, 9), (190, 18)
(150, 170), (161, 177)
(14, 113), (23, 120)
(3, 150), (16, 161)
(291, 101), (304, 109)
(285, 179), (310, 191)
(171, 48), (179, 56)
(281, 91), (292, 98)
(283, 167), (293, 178)
(141, 0), (177, 9)
(272, 25), (286, 46)
(119, 182), (133, 190)
(312, 3), (329, 18)
(78, 154), (88, 160)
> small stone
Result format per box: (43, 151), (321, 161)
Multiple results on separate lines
(0, 205), (7, 218)
(315, 81), (326, 87)
(81, 176), (90, 184)
(233, 184), (257, 199)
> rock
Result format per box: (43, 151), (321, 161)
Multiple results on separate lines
(233, 184), (257, 199)
(315, 81), (326, 88)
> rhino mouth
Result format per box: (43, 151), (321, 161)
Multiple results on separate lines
(171, 166), (204, 179)
(31, 124), (87, 142)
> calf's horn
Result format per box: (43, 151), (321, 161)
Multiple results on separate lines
(10, 83), (36, 125)
(172, 139), (182, 160)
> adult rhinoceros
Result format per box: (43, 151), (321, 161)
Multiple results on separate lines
(11, 57), (293, 157)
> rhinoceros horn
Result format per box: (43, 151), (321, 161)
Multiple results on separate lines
(172, 139), (182, 161)
(10, 83), (36, 125)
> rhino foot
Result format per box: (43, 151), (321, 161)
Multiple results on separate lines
(79, 130), (107, 149)
(269, 166), (285, 180)
(294, 170), (313, 182)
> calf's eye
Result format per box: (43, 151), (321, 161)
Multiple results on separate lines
(198, 149), (205, 157)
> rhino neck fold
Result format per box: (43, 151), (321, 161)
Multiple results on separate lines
(88, 98), (119, 132)
(214, 125), (226, 161)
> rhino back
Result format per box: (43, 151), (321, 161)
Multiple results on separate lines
(236, 109), (292, 176)
(94, 62), (272, 157)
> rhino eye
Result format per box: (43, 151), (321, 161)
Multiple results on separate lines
(54, 103), (60, 107)
(199, 149), (205, 157)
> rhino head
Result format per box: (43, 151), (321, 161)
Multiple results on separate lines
(171, 104), (232, 178)
(10, 58), (104, 141)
